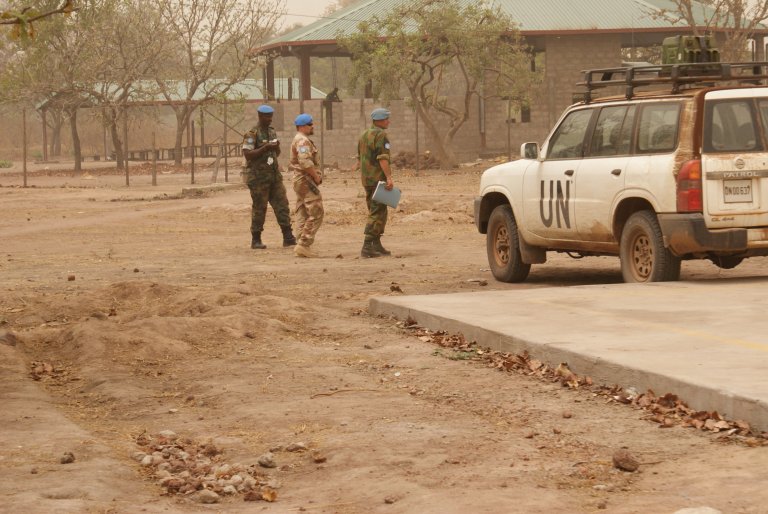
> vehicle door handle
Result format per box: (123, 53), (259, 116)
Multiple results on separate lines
(611, 169), (622, 176)
(565, 169), (574, 176)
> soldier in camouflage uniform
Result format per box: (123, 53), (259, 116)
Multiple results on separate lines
(358, 107), (394, 258)
(242, 104), (296, 249)
(289, 113), (324, 258)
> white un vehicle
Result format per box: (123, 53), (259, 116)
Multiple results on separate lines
(474, 61), (768, 283)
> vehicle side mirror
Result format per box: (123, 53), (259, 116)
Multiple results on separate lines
(521, 142), (539, 159)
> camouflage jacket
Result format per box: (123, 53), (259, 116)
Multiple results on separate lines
(358, 126), (390, 187)
(289, 132), (319, 181)
(242, 125), (279, 172)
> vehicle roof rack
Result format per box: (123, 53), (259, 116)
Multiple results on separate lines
(578, 62), (768, 103)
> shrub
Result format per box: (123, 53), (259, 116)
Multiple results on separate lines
(0, 160), (12, 168)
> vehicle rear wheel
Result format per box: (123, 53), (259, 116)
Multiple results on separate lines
(487, 205), (531, 283)
(620, 210), (681, 283)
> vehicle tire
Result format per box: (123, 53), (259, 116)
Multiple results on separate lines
(487, 205), (531, 283)
(620, 210), (681, 283)
(710, 255), (744, 269)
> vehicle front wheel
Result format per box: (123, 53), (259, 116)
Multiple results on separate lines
(619, 210), (681, 283)
(487, 205), (531, 283)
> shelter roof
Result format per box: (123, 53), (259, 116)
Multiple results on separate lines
(35, 78), (326, 110)
(259, 0), (768, 55)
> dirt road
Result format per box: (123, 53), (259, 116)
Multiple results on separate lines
(2, 163), (768, 513)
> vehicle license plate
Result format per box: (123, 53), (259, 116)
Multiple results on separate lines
(723, 179), (753, 203)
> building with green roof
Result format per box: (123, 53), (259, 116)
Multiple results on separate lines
(248, 0), (768, 162)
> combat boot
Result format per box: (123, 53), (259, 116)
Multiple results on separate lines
(251, 232), (266, 250)
(294, 244), (317, 258)
(372, 237), (391, 256)
(281, 226), (297, 247)
(361, 239), (383, 258)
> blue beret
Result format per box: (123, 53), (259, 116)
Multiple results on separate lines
(371, 108), (390, 121)
(295, 113), (313, 126)
(257, 105), (274, 114)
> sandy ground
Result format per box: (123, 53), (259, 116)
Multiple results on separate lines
(2, 160), (768, 513)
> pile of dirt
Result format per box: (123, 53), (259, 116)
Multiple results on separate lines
(391, 151), (441, 169)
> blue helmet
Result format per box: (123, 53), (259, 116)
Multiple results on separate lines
(371, 108), (390, 121)
(295, 113), (313, 126)
(257, 104), (274, 114)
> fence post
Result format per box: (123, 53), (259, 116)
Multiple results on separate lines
(415, 107), (420, 174)
(191, 120), (196, 185)
(123, 110), (129, 186)
(223, 101), (228, 182)
(152, 131), (157, 186)
(320, 100), (325, 171)
(22, 108), (28, 188)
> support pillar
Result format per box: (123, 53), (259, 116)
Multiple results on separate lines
(299, 52), (311, 112)
(266, 59), (275, 101)
(756, 36), (765, 61)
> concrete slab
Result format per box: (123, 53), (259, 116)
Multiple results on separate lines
(370, 279), (768, 431)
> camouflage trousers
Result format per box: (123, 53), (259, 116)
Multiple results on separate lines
(363, 185), (388, 241)
(246, 169), (292, 234)
(293, 177), (324, 247)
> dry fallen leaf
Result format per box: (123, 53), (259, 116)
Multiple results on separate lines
(261, 487), (277, 502)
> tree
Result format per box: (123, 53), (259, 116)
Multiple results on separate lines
(654, 0), (768, 61)
(339, 0), (540, 167)
(0, 0), (75, 41)
(87, 0), (169, 169)
(153, 0), (284, 166)
(0, 0), (98, 170)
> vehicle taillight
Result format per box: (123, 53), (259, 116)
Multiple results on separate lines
(677, 159), (702, 212)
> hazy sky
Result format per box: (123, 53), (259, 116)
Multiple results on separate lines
(282, 0), (337, 28)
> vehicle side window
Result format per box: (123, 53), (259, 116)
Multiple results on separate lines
(547, 109), (593, 160)
(705, 100), (761, 152)
(589, 106), (632, 157)
(636, 103), (681, 153)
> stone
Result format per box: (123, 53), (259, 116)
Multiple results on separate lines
(258, 453), (277, 468)
(0, 330), (20, 346)
(157, 430), (178, 441)
(194, 489), (220, 504)
(59, 452), (75, 464)
(612, 449), (640, 472)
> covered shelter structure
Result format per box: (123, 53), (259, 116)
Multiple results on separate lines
(252, 0), (768, 162)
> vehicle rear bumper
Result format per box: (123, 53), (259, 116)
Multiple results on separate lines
(658, 213), (747, 255)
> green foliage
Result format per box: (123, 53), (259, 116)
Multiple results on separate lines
(341, 0), (537, 101)
(338, 0), (540, 165)
(1, 1), (75, 42)
(0, 159), (13, 168)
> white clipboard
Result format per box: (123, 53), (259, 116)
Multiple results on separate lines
(372, 181), (401, 208)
